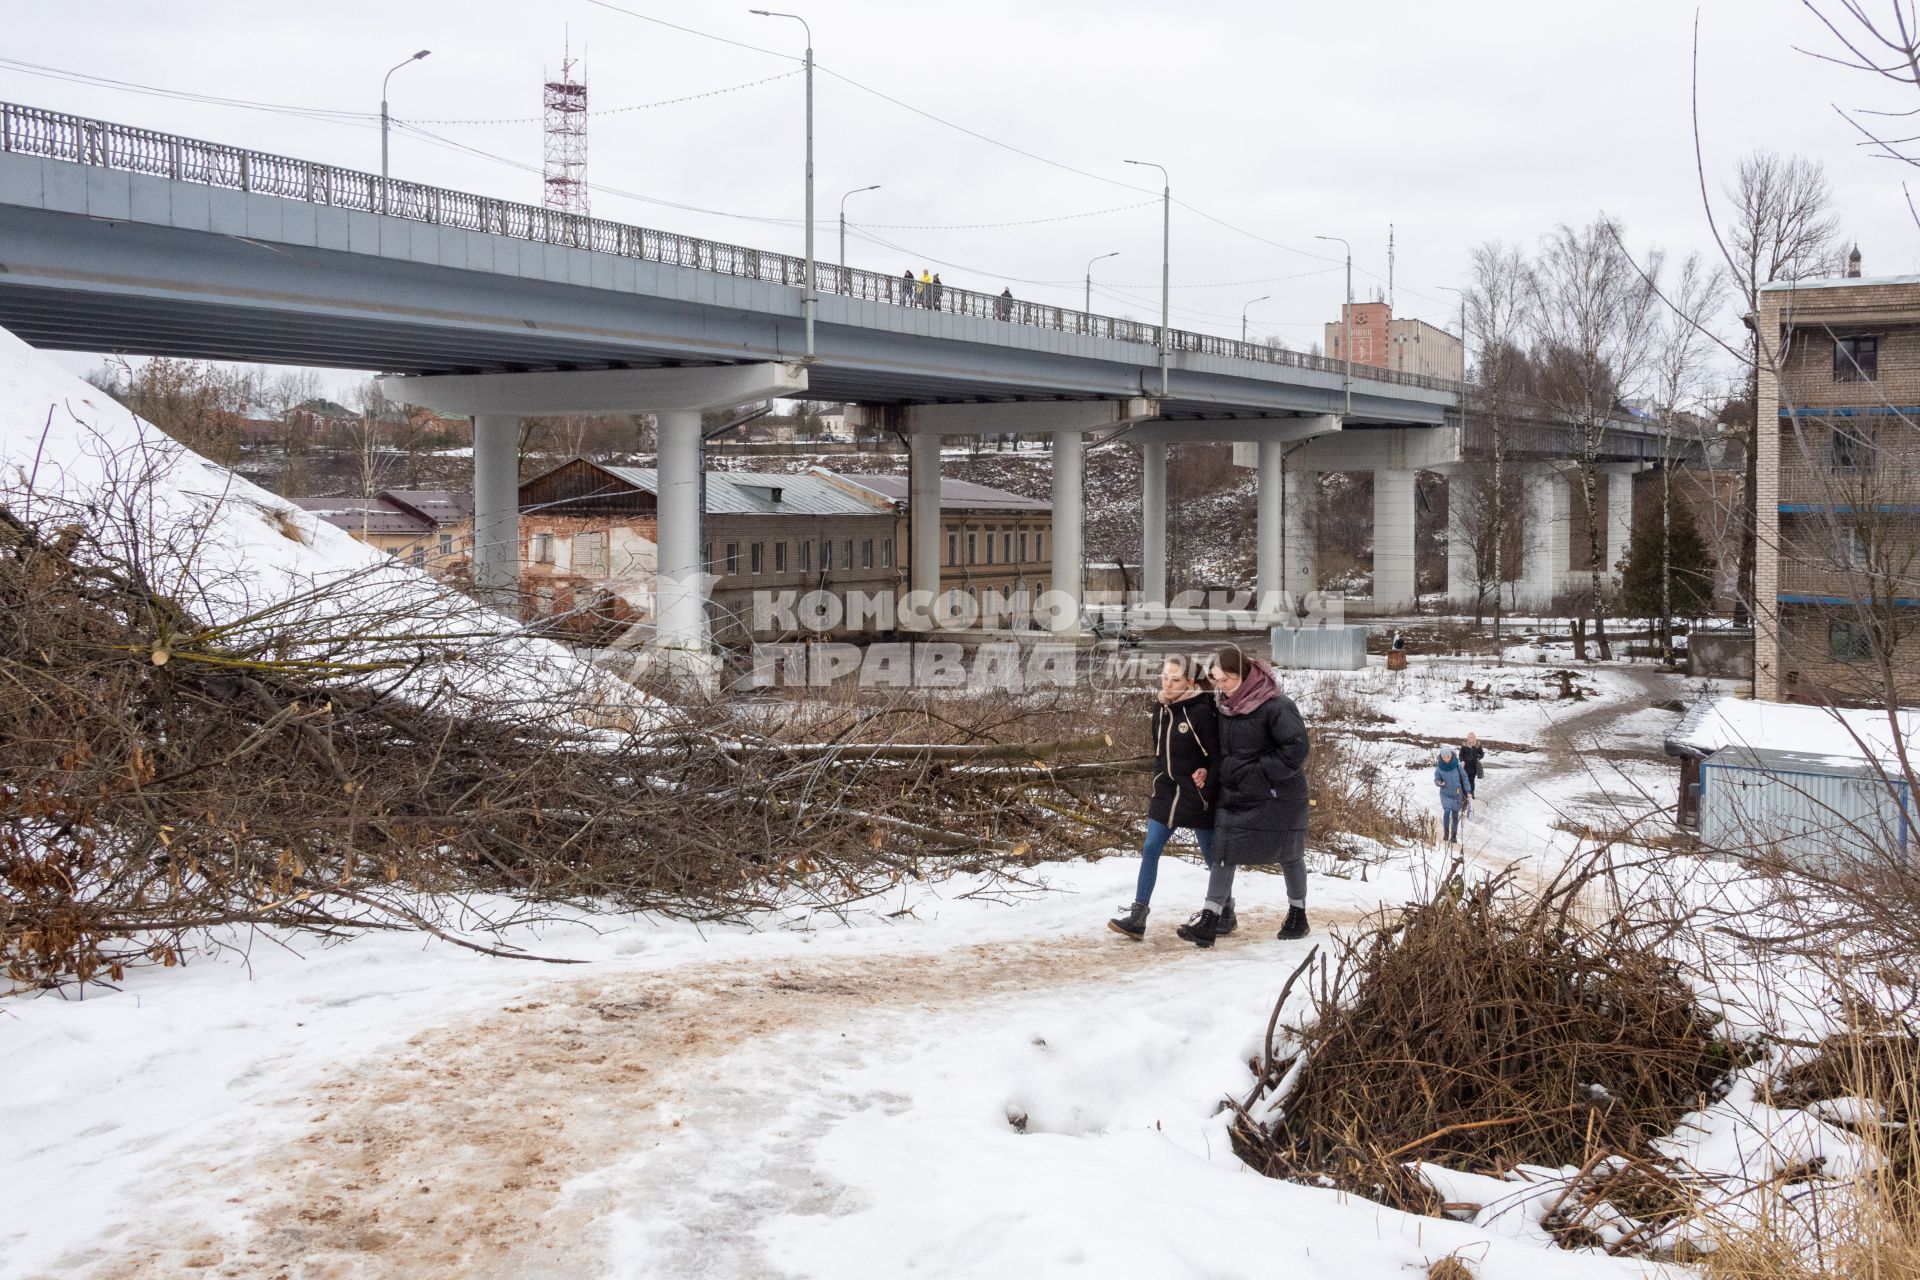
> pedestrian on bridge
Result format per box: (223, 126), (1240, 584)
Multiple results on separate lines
(1108, 656), (1218, 941)
(900, 268), (916, 305)
(930, 273), (945, 310)
(996, 287), (1014, 321)
(918, 268), (933, 306)
(1176, 645), (1312, 948)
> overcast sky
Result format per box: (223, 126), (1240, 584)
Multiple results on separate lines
(9, 0), (1911, 399)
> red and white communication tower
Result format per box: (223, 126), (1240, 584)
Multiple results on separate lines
(542, 47), (589, 216)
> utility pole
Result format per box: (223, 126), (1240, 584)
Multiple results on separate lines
(1084, 250), (1118, 315)
(752, 10), (815, 360)
(1125, 160), (1170, 395)
(1316, 234), (1352, 416)
(380, 50), (431, 215)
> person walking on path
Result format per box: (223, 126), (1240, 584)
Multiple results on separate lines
(1459, 732), (1485, 797)
(1176, 646), (1312, 949)
(1434, 746), (1469, 843)
(995, 287), (1014, 321)
(1109, 657), (1219, 940)
(917, 268), (933, 306)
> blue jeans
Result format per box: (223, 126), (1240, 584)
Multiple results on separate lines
(1136, 819), (1215, 904)
(1442, 807), (1462, 842)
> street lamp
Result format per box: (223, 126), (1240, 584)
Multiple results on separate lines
(1241, 294), (1270, 345)
(380, 49), (430, 215)
(1124, 160), (1170, 396)
(1437, 285), (1467, 383)
(1083, 250), (1119, 315)
(751, 9), (816, 360)
(1315, 234), (1352, 416)
(838, 183), (880, 269)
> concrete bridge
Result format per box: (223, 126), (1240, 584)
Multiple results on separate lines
(0, 102), (1669, 663)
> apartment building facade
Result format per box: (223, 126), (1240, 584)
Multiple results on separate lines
(293, 489), (474, 573)
(1755, 269), (1920, 705)
(1323, 302), (1464, 381)
(516, 459), (897, 639)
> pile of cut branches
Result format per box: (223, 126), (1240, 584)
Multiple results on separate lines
(1230, 857), (1735, 1220)
(0, 475), (1132, 991)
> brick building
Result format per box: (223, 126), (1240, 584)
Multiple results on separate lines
(293, 489), (473, 573)
(820, 471), (1054, 614)
(516, 460), (898, 640)
(1324, 302), (1464, 381)
(1755, 267), (1920, 705)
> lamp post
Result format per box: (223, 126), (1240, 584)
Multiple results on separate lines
(380, 49), (430, 215)
(1241, 294), (1270, 345)
(1083, 250), (1119, 315)
(838, 183), (880, 269)
(1124, 160), (1170, 396)
(1315, 234), (1352, 416)
(752, 9), (815, 360)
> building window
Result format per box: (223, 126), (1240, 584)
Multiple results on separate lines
(862, 538), (874, 568)
(577, 531), (609, 576)
(531, 533), (554, 564)
(843, 538), (853, 569)
(947, 531), (958, 566)
(439, 533), (453, 556)
(881, 538), (893, 568)
(821, 539), (833, 571)
(725, 542), (740, 575)
(1834, 334), (1878, 382)
(1019, 532), (1028, 562)
(1831, 426), (1874, 471)
(775, 541), (787, 572)
(411, 547), (427, 567)
(1003, 532), (1012, 563)
(1036, 532), (1046, 562)
(967, 532), (978, 564)
(1829, 619), (1872, 662)
(800, 539), (812, 572)
(750, 542), (764, 575)
(704, 541), (713, 571)
(984, 532), (993, 565)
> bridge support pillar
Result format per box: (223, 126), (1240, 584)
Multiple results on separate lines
(1139, 441), (1167, 611)
(1372, 468), (1418, 615)
(1255, 441), (1284, 618)
(376, 361), (808, 688)
(908, 431), (943, 628)
(1603, 464), (1638, 583)
(1520, 464), (1571, 610)
(1284, 464), (1317, 600)
(471, 414), (521, 610)
(1447, 495), (1481, 611)
(1052, 431), (1085, 635)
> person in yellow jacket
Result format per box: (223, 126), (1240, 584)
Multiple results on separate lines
(918, 268), (933, 307)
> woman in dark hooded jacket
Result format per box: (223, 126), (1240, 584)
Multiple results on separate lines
(1109, 656), (1220, 939)
(1176, 646), (1312, 948)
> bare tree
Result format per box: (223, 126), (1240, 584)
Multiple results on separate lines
(1455, 240), (1532, 635)
(1726, 151), (1845, 624)
(1646, 252), (1730, 661)
(1527, 217), (1663, 660)
(121, 358), (258, 468)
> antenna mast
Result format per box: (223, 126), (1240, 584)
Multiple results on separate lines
(543, 39), (589, 216)
(1387, 223), (1394, 312)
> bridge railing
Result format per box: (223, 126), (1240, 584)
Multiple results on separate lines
(0, 100), (1464, 396)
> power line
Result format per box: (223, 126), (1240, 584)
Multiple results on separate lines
(0, 56), (374, 122)
(580, 0), (800, 63)
(408, 69), (802, 125)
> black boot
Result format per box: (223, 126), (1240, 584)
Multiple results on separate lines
(1107, 902), (1148, 940)
(1277, 905), (1310, 940)
(1176, 909), (1220, 949)
(1215, 897), (1238, 936)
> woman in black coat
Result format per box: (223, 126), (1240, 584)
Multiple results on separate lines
(1459, 732), (1485, 796)
(1108, 656), (1220, 940)
(1176, 646), (1312, 948)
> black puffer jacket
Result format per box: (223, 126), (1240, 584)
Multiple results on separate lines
(1211, 692), (1311, 865)
(1459, 743), (1485, 780)
(1148, 691), (1220, 829)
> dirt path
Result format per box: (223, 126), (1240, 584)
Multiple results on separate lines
(65, 903), (1357, 1280)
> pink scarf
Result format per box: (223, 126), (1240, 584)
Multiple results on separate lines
(1220, 659), (1280, 717)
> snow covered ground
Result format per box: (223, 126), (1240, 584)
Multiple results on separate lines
(4, 647), (1732, 1280)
